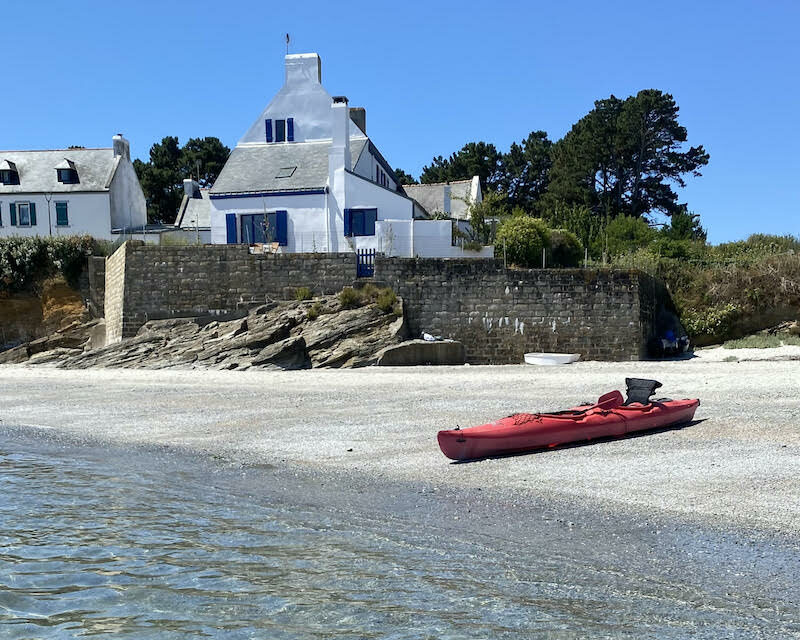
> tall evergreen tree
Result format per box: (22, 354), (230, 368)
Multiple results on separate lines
(542, 90), (708, 220)
(420, 141), (502, 191)
(496, 130), (552, 213)
(134, 136), (231, 224)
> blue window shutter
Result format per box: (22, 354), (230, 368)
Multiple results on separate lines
(366, 209), (377, 236)
(343, 209), (353, 237)
(10, 203), (16, 226)
(56, 202), (68, 226)
(265, 119), (273, 143)
(225, 213), (237, 244)
(30, 202), (37, 226)
(276, 210), (288, 246)
(287, 118), (294, 142)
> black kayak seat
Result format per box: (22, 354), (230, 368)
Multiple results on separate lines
(624, 378), (663, 405)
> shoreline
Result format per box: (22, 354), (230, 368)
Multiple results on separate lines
(1, 361), (798, 538)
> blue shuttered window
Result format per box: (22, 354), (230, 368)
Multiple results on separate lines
(10, 203), (16, 226)
(275, 210), (288, 246)
(343, 209), (352, 237)
(287, 118), (294, 142)
(344, 209), (377, 237)
(265, 120), (273, 143)
(30, 203), (37, 226)
(225, 213), (237, 243)
(56, 202), (68, 226)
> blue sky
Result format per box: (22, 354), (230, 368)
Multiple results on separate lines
(3, 0), (798, 243)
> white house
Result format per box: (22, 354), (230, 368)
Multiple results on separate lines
(209, 53), (492, 258)
(0, 135), (146, 241)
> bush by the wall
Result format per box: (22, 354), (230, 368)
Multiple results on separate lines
(548, 229), (584, 267)
(494, 217), (551, 268)
(0, 235), (97, 293)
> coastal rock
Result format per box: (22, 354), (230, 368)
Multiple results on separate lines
(3, 293), (407, 371)
(375, 339), (466, 366)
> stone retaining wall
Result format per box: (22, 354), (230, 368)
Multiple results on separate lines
(104, 243), (356, 341)
(375, 258), (652, 362)
(102, 244), (665, 360)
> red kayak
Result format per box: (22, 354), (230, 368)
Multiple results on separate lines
(437, 378), (699, 461)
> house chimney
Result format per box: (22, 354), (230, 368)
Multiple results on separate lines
(112, 134), (130, 160)
(330, 96), (350, 171)
(349, 107), (366, 134)
(183, 178), (198, 198)
(285, 53), (322, 86)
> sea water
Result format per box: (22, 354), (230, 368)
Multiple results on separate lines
(0, 429), (797, 639)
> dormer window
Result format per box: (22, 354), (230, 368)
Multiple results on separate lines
(0, 160), (20, 185)
(55, 159), (79, 184)
(265, 118), (295, 143)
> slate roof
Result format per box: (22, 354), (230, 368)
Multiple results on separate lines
(0, 148), (119, 194)
(175, 188), (212, 229)
(210, 138), (368, 195)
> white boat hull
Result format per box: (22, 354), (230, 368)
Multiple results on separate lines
(524, 352), (581, 366)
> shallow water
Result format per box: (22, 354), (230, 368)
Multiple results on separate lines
(0, 430), (798, 639)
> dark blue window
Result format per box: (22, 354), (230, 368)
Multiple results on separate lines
(239, 211), (288, 245)
(344, 209), (377, 237)
(287, 118), (294, 142)
(265, 120), (273, 143)
(275, 119), (286, 142)
(57, 169), (79, 184)
(55, 202), (68, 226)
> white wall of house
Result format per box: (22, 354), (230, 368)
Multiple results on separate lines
(210, 193), (327, 250)
(0, 193), (112, 239)
(108, 157), (147, 231)
(413, 219), (495, 258)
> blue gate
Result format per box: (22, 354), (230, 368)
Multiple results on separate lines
(357, 249), (375, 278)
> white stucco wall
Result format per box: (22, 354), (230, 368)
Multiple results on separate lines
(109, 156), (147, 230)
(0, 192), (112, 239)
(210, 193), (328, 251)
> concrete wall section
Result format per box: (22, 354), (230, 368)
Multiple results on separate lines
(104, 243), (127, 343)
(375, 258), (648, 363)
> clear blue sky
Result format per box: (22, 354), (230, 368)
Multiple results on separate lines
(4, 0), (799, 243)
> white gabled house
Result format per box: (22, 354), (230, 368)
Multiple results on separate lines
(209, 53), (492, 259)
(0, 135), (146, 241)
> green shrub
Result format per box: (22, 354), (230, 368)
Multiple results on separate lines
(376, 288), (398, 314)
(681, 303), (739, 340)
(548, 229), (583, 267)
(294, 286), (313, 301)
(494, 217), (551, 268)
(0, 235), (96, 293)
(593, 216), (655, 258)
(338, 287), (361, 309)
(306, 301), (322, 320)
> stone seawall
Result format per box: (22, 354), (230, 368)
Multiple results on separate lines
(375, 258), (649, 362)
(104, 243), (356, 341)
(102, 244), (663, 361)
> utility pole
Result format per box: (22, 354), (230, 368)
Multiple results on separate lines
(44, 193), (53, 236)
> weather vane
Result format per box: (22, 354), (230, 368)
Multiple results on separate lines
(286, 33), (290, 55)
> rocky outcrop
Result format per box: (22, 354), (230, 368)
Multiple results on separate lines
(1, 295), (407, 371)
(375, 339), (466, 366)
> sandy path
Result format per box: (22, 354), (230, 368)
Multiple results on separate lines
(1, 359), (798, 535)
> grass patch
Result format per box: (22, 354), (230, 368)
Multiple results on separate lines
(306, 301), (323, 320)
(338, 287), (361, 309)
(294, 286), (313, 301)
(722, 334), (800, 349)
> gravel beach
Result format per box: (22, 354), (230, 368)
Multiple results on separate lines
(1, 357), (798, 536)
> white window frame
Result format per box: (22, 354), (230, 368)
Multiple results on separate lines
(17, 202), (31, 226)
